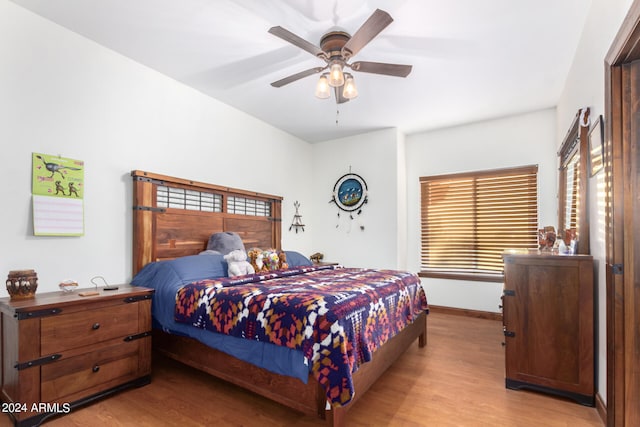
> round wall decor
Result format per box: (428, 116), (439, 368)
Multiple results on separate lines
(330, 171), (368, 231)
(332, 173), (368, 212)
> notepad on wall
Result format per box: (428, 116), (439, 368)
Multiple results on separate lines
(33, 194), (84, 236)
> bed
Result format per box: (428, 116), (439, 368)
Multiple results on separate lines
(130, 170), (428, 426)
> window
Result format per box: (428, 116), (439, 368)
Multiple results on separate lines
(227, 196), (271, 217)
(560, 150), (579, 232)
(419, 165), (539, 282)
(557, 108), (590, 254)
(157, 186), (222, 212)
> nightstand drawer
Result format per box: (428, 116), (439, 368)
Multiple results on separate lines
(40, 340), (142, 402)
(41, 302), (141, 354)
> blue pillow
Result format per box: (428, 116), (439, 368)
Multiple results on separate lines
(284, 251), (313, 267)
(132, 253), (228, 287)
(165, 254), (228, 281)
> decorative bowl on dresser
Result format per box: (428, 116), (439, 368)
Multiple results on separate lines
(501, 249), (594, 406)
(5, 270), (38, 300)
(0, 285), (154, 426)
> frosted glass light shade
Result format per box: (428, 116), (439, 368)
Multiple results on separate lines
(342, 74), (358, 99)
(315, 74), (330, 99)
(329, 62), (344, 87)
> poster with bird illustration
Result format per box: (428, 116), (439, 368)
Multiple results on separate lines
(32, 153), (84, 236)
(32, 153), (84, 197)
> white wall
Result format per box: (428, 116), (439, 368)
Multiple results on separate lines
(555, 0), (634, 406)
(4, 0), (635, 407)
(310, 128), (401, 269)
(0, 0), (314, 295)
(405, 109), (558, 313)
(396, 130), (408, 271)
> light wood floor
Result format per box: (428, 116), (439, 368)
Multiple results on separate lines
(1, 313), (603, 426)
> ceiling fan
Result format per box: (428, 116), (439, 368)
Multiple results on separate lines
(268, 9), (412, 103)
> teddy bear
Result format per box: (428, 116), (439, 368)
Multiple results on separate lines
(277, 251), (289, 270)
(224, 249), (255, 277)
(247, 248), (267, 272)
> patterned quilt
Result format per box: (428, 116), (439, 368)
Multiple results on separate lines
(174, 265), (428, 406)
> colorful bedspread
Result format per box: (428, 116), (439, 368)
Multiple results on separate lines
(174, 265), (428, 406)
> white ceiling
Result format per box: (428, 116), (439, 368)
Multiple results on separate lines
(11, 0), (591, 143)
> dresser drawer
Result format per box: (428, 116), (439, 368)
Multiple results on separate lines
(40, 339), (143, 402)
(41, 302), (141, 355)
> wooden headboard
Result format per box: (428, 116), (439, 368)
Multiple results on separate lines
(131, 170), (282, 275)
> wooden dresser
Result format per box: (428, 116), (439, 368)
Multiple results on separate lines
(501, 250), (594, 406)
(0, 286), (153, 426)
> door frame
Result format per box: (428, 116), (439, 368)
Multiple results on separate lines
(604, 1), (640, 425)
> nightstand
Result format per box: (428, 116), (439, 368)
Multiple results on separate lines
(0, 286), (154, 426)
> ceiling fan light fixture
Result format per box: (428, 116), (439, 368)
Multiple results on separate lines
(342, 73), (358, 99)
(269, 9), (412, 104)
(329, 61), (345, 87)
(315, 73), (331, 99)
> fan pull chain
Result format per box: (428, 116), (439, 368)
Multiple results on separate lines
(336, 107), (340, 125)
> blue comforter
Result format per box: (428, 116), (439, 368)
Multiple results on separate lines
(131, 253), (311, 382)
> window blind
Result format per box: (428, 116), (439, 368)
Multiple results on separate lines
(420, 165), (539, 279)
(560, 151), (580, 233)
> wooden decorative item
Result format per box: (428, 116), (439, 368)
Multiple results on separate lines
(288, 201), (305, 233)
(310, 252), (324, 263)
(6, 269), (38, 300)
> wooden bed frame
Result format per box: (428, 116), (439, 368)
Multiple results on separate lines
(131, 170), (427, 426)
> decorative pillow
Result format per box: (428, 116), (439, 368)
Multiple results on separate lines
(151, 253), (227, 282)
(206, 232), (245, 255)
(283, 250), (313, 267)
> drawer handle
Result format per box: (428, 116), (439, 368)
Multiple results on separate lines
(92, 322), (100, 330)
(92, 365), (100, 373)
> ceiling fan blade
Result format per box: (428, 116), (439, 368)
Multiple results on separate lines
(341, 9), (393, 59)
(334, 86), (350, 104)
(270, 66), (326, 87)
(268, 26), (328, 60)
(350, 61), (412, 77)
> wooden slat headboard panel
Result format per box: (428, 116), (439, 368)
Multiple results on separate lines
(131, 170), (282, 275)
